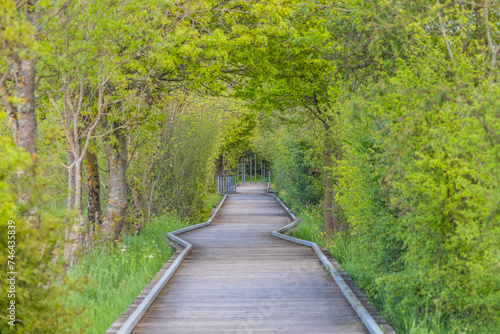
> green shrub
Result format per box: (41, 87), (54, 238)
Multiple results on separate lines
(0, 121), (74, 333)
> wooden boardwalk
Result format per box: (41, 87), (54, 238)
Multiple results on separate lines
(127, 183), (374, 334)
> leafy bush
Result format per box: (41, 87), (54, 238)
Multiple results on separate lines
(263, 54), (500, 331)
(0, 120), (74, 333)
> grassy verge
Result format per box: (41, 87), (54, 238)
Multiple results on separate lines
(63, 194), (220, 334)
(287, 204), (494, 334)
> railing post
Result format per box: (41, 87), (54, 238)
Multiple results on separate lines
(254, 154), (257, 183)
(250, 157), (252, 184)
(260, 157), (264, 183)
(243, 158), (245, 183)
(263, 162), (266, 183)
(268, 170), (271, 184)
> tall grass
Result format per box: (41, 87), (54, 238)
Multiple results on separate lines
(63, 194), (221, 333)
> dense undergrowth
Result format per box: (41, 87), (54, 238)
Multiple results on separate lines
(259, 107), (499, 333)
(63, 195), (220, 334)
(289, 205), (497, 334)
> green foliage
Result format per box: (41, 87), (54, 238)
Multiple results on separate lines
(255, 112), (324, 207)
(0, 0), (36, 61)
(0, 116), (74, 333)
(219, 111), (257, 158)
(126, 95), (238, 221)
(358, 55), (500, 328)
(257, 1), (500, 331)
(154, 114), (219, 218)
(2, 0), (499, 333)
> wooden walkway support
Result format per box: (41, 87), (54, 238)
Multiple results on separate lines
(108, 183), (395, 334)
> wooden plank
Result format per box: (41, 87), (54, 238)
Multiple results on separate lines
(109, 183), (393, 334)
(107, 196), (228, 334)
(130, 184), (369, 333)
(271, 193), (389, 334)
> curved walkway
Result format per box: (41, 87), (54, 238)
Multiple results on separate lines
(131, 183), (369, 334)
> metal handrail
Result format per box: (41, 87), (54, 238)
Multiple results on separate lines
(268, 193), (384, 334)
(115, 195), (228, 334)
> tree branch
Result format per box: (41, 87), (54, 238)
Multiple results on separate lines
(437, 0), (453, 61)
(48, 93), (78, 155)
(484, 0), (498, 70)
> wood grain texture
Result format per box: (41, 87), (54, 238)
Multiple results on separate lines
(108, 183), (395, 334)
(130, 183), (374, 334)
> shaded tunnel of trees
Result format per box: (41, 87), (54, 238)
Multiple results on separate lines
(0, 1), (499, 333)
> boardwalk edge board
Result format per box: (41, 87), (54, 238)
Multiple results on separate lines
(114, 195), (228, 334)
(269, 193), (385, 334)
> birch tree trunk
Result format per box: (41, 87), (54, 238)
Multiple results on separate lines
(75, 156), (83, 211)
(67, 149), (76, 210)
(51, 78), (106, 261)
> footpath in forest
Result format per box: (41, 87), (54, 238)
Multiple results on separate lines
(108, 183), (394, 334)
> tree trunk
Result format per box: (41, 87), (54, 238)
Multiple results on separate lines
(1, 57), (38, 161)
(64, 150), (86, 265)
(323, 121), (339, 237)
(0, 4), (38, 227)
(132, 183), (144, 235)
(86, 150), (102, 229)
(64, 152), (85, 266)
(103, 125), (128, 244)
(75, 157), (83, 211)
(67, 149), (76, 210)
(215, 154), (224, 177)
(15, 59), (38, 160)
(1, 58), (38, 226)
